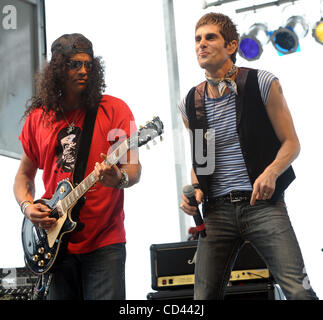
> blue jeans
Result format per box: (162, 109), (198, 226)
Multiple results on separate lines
(46, 243), (126, 300)
(194, 199), (318, 300)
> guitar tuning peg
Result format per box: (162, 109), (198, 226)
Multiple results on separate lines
(152, 139), (157, 145)
(146, 144), (150, 150)
(160, 136), (163, 142)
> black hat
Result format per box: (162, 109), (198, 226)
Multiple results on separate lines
(51, 33), (93, 58)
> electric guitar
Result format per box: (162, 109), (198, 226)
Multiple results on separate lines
(21, 117), (164, 275)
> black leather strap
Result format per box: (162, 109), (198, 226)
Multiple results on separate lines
(73, 106), (99, 185)
(71, 105), (99, 230)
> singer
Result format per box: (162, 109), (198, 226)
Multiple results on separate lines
(13, 34), (141, 299)
(179, 13), (318, 300)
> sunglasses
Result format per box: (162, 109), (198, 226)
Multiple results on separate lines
(68, 60), (93, 71)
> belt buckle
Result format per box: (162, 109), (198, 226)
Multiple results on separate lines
(229, 192), (241, 203)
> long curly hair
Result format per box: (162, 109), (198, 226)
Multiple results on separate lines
(23, 52), (106, 122)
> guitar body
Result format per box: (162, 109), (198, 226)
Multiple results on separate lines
(21, 179), (77, 275)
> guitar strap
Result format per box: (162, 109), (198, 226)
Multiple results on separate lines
(73, 105), (99, 185)
(71, 105), (99, 230)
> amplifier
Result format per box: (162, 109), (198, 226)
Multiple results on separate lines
(0, 267), (38, 300)
(147, 282), (276, 300)
(150, 240), (270, 290)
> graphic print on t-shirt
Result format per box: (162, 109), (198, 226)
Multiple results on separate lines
(55, 126), (81, 172)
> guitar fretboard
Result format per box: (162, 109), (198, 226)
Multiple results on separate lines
(60, 139), (129, 212)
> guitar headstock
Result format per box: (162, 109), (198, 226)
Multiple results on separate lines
(129, 116), (164, 149)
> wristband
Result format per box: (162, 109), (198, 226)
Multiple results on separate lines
(116, 169), (129, 189)
(192, 183), (201, 190)
(20, 200), (32, 215)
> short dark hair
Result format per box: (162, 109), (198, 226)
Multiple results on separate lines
(196, 12), (240, 63)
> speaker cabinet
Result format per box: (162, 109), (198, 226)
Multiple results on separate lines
(147, 282), (276, 300)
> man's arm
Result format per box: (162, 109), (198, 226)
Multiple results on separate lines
(14, 152), (56, 228)
(250, 79), (300, 205)
(179, 114), (204, 216)
(119, 148), (141, 188)
(180, 168), (204, 216)
(14, 151), (37, 205)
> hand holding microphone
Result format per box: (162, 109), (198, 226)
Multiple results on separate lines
(182, 185), (206, 238)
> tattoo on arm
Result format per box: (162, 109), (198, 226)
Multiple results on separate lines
(25, 181), (35, 197)
(278, 84), (283, 95)
(276, 82), (286, 111)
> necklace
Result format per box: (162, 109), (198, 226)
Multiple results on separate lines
(60, 107), (80, 134)
(211, 91), (233, 122)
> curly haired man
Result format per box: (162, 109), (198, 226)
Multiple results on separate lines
(14, 34), (141, 300)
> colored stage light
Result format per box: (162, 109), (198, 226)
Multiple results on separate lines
(313, 19), (323, 44)
(238, 23), (269, 60)
(271, 16), (308, 55)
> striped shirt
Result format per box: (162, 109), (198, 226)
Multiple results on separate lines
(179, 69), (277, 197)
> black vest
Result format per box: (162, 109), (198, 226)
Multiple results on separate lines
(185, 67), (295, 203)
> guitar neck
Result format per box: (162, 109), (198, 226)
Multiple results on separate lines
(60, 139), (130, 211)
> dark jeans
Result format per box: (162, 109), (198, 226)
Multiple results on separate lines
(46, 243), (126, 300)
(194, 199), (318, 300)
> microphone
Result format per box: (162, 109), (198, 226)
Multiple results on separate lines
(182, 185), (206, 238)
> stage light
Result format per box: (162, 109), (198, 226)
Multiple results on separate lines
(271, 16), (309, 55)
(238, 23), (269, 60)
(313, 19), (323, 45)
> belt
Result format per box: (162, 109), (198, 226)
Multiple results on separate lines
(208, 191), (252, 204)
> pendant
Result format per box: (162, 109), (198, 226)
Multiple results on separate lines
(67, 122), (75, 134)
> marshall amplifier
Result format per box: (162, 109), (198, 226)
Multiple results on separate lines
(150, 240), (271, 291)
(150, 240), (197, 291)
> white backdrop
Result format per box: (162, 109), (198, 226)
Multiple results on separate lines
(0, 0), (322, 300)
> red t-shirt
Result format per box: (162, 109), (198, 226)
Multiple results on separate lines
(19, 95), (136, 254)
